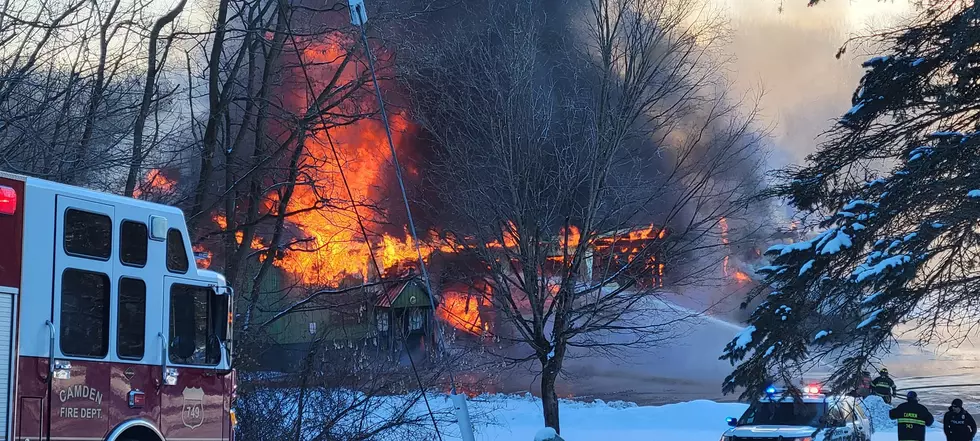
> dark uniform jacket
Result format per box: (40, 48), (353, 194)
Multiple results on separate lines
(944, 409), (977, 441)
(873, 375), (897, 401)
(890, 401), (935, 441)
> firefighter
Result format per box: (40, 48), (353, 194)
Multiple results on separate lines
(944, 398), (977, 441)
(872, 368), (898, 404)
(889, 391), (934, 441)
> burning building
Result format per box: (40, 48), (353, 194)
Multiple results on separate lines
(588, 226), (668, 288)
(177, 0), (772, 372)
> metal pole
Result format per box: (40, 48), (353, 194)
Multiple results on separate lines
(347, 3), (475, 441)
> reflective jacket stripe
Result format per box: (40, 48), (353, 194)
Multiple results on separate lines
(897, 418), (926, 425)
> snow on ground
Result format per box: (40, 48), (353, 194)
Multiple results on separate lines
(434, 393), (947, 440)
(441, 394), (745, 440)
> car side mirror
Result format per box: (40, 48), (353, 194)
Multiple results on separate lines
(726, 417), (738, 427)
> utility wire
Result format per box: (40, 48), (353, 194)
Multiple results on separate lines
(281, 14), (443, 440)
(352, 3), (459, 394)
(322, 130), (446, 441)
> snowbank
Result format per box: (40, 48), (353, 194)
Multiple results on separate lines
(251, 384), (948, 440)
(861, 395), (945, 436)
(534, 427), (559, 441)
(863, 395), (896, 431)
(441, 394), (746, 440)
(441, 393), (948, 440)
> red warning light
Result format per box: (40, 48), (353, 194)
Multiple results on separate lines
(0, 186), (16, 216)
(804, 385), (820, 394)
(128, 390), (145, 408)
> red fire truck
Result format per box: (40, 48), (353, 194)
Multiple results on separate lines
(0, 172), (236, 441)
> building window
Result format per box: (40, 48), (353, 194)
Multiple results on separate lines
(120, 221), (148, 267)
(409, 309), (424, 331)
(117, 278), (146, 360)
(169, 284), (221, 366)
(166, 229), (189, 274)
(64, 209), (111, 260)
(60, 269), (110, 358)
(376, 311), (389, 332)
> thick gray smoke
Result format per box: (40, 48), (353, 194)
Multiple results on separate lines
(362, 0), (915, 404)
(392, 0), (771, 237)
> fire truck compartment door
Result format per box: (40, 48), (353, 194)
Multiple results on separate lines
(51, 195), (114, 437)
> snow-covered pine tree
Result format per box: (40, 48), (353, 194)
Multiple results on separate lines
(722, 2), (980, 398)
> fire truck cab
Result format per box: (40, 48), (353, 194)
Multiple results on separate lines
(0, 172), (235, 441)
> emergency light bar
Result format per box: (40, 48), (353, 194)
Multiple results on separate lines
(764, 384), (822, 396)
(0, 185), (16, 215)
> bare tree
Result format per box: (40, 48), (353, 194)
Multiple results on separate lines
(401, 0), (766, 432)
(125, 0), (187, 196)
(235, 332), (466, 441)
(0, 0), (184, 189)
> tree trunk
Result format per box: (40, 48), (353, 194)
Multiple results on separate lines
(125, 0), (185, 196)
(540, 362), (560, 433)
(188, 0), (230, 229)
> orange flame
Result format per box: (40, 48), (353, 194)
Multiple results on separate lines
(720, 217), (751, 284)
(133, 169), (176, 199)
(272, 112), (430, 283)
(222, 38), (430, 285)
(588, 225), (667, 287)
(193, 244), (212, 269)
(212, 214), (266, 254)
(437, 291), (487, 335)
(559, 225), (581, 250)
(486, 222), (519, 250)
(626, 225), (666, 241)
(733, 270), (752, 283)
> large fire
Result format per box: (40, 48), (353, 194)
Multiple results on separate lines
(208, 38), (432, 285)
(169, 33), (737, 340)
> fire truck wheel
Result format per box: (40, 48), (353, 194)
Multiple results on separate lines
(113, 425), (164, 441)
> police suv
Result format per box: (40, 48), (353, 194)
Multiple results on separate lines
(719, 385), (875, 441)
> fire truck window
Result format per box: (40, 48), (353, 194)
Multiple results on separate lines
(120, 221), (148, 267)
(60, 269), (110, 358)
(166, 229), (189, 273)
(209, 293), (228, 363)
(64, 209), (112, 260)
(117, 278), (146, 360)
(169, 284), (219, 366)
